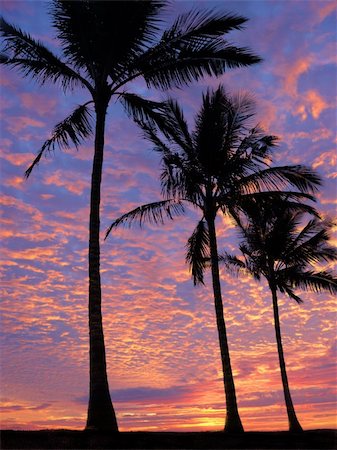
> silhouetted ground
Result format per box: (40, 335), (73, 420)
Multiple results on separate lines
(1, 429), (336, 449)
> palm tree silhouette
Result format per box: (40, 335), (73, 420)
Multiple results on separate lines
(105, 86), (321, 432)
(0, 1), (263, 431)
(221, 199), (337, 432)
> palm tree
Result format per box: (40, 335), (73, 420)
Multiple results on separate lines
(105, 86), (321, 432)
(221, 200), (337, 432)
(0, 0), (264, 431)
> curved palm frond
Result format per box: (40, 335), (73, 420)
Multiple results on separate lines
(278, 284), (304, 304)
(218, 252), (248, 278)
(281, 222), (337, 267)
(161, 99), (194, 154)
(283, 270), (337, 296)
(105, 199), (185, 239)
(236, 128), (278, 163)
(186, 219), (210, 285)
(119, 92), (168, 128)
(25, 102), (93, 177)
(236, 165), (321, 195)
(235, 191), (317, 212)
(0, 17), (89, 91)
(143, 42), (261, 90)
(164, 8), (248, 42)
(222, 91), (257, 151)
(130, 9), (261, 90)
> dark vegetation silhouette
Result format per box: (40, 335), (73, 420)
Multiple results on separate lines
(2, 429), (337, 449)
(105, 86), (321, 432)
(0, 0), (262, 431)
(220, 200), (337, 432)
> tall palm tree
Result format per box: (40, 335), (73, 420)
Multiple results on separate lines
(221, 200), (337, 432)
(105, 86), (321, 432)
(0, 0), (263, 431)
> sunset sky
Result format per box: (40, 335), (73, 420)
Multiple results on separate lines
(0, 0), (336, 432)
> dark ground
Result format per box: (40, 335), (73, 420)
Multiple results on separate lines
(0, 430), (336, 449)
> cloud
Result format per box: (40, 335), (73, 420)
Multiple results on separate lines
(20, 93), (58, 117)
(294, 89), (331, 121)
(5, 116), (45, 134)
(312, 150), (337, 170)
(43, 170), (90, 195)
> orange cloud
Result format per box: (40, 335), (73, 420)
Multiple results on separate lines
(294, 89), (331, 121)
(283, 57), (313, 98)
(305, 90), (330, 118)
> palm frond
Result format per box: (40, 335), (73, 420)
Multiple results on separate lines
(186, 219), (210, 285)
(247, 133), (279, 165)
(278, 284), (304, 304)
(218, 252), (248, 277)
(25, 102), (93, 178)
(0, 17), (88, 91)
(237, 165), (321, 195)
(131, 117), (192, 200)
(283, 225), (337, 266)
(135, 118), (174, 159)
(141, 41), (262, 90)
(105, 199), (185, 239)
(222, 91), (257, 150)
(160, 99), (194, 154)
(235, 126), (276, 163)
(119, 92), (168, 128)
(274, 165), (322, 193)
(164, 9), (248, 43)
(119, 8), (260, 89)
(237, 193), (319, 223)
(286, 270), (337, 296)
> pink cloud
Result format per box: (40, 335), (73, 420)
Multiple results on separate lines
(21, 93), (58, 117)
(43, 170), (90, 195)
(5, 116), (45, 134)
(312, 150), (337, 169)
(1, 151), (35, 167)
(315, 2), (336, 23)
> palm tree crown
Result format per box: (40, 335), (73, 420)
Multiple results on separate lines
(222, 200), (337, 431)
(1, 0), (263, 432)
(231, 201), (337, 302)
(106, 86), (321, 432)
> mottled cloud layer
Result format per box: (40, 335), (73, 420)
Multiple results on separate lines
(0, 0), (336, 431)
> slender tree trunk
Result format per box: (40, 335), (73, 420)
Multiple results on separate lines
(86, 98), (118, 431)
(206, 213), (244, 433)
(269, 282), (302, 432)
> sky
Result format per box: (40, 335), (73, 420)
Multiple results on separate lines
(0, 0), (336, 432)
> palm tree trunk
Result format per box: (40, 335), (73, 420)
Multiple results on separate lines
(206, 213), (244, 433)
(86, 99), (118, 431)
(270, 283), (302, 432)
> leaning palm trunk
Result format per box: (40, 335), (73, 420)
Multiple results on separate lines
(207, 212), (244, 433)
(270, 282), (303, 432)
(87, 100), (118, 431)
